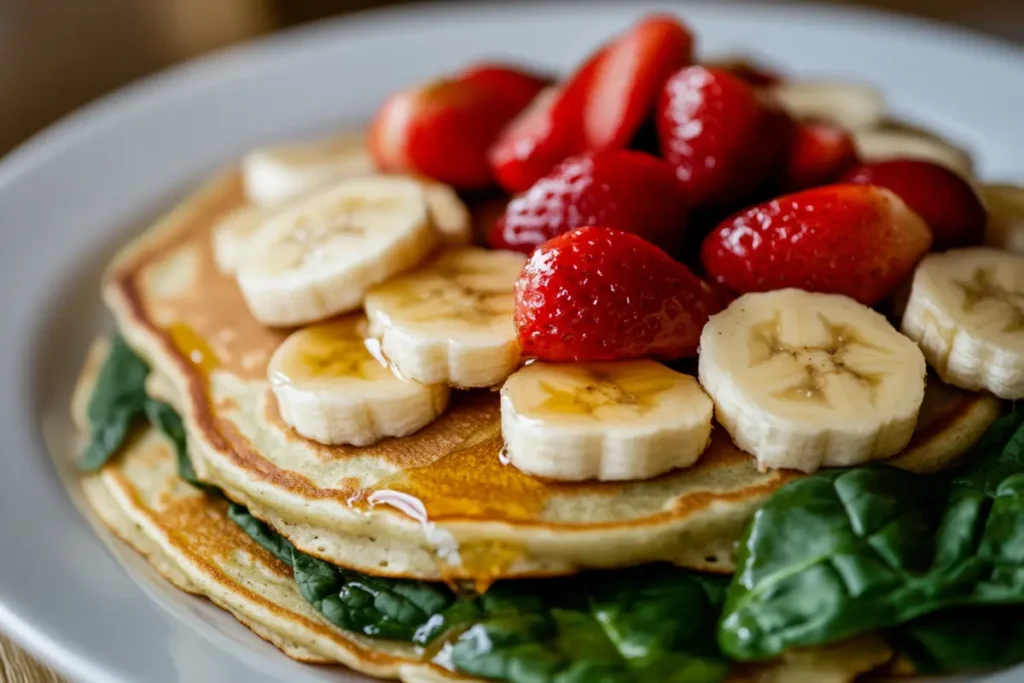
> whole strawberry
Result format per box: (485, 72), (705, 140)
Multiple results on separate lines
(701, 184), (933, 306)
(841, 159), (986, 249)
(657, 66), (791, 209)
(457, 62), (553, 111)
(515, 227), (725, 361)
(489, 150), (689, 253)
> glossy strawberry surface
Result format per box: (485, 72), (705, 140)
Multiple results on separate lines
(515, 227), (725, 361)
(783, 120), (858, 191)
(700, 184), (933, 306)
(488, 52), (604, 193)
(583, 14), (694, 152)
(369, 78), (527, 189)
(841, 159), (987, 249)
(489, 150), (689, 253)
(458, 62), (552, 110)
(657, 66), (791, 210)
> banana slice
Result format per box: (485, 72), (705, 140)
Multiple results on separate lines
(215, 182), (469, 278)
(364, 247), (525, 388)
(699, 289), (927, 473)
(242, 132), (376, 207)
(902, 247), (1024, 399)
(500, 360), (713, 481)
(981, 185), (1024, 255)
(212, 203), (275, 275)
(852, 129), (974, 178)
(767, 82), (885, 130)
(269, 316), (448, 446)
(237, 176), (438, 327)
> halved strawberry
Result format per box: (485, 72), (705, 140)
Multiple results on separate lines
(369, 78), (528, 189)
(783, 120), (859, 191)
(457, 62), (553, 110)
(489, 149), (688, 253)
(488, 51), (605, 193)
(657, 66), (792, 210)
(583, 14), (694, 152)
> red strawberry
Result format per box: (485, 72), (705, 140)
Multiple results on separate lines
(489, 150), (688, 253)
(840, 159), (987, 249)
(657, 66), (791, 209)
(369, 78), (528, 189)
(515, 227), (725, 362)
(701, 184), (933, 306)
(457, 62), (552, 110)
(488, 50), (606, 194)
(584, 15), (694, 152)
(783, 120), (859, 191)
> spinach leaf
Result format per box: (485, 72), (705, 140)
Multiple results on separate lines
(291, 550), (455, 640)
(144, 399), (219, 494)
(445, 568), (731, 683)
(79, 336), (150, 471)
(225, 502), (296, 567)
(720, 408), (1024, 661)
(890, 608), (1024, 674)
(227, 501), (455, 640)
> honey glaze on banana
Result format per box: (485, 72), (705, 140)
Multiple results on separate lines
(749, 314), (888, 406)
(269, 316), (389, 385)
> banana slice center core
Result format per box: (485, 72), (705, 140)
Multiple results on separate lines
(272, 320), (384, 384)
(535, 371), (674, 419)
(751, 316), (887, 407)
(955, 267), (1024, 334)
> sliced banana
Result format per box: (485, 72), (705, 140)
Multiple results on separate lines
(981, 184), (1024, 255)
(237, 176), (438, 327)
(364, 247), (525, 388)
(852, 128), (974, 178)
(902, 248), (1024, 399)
(269, 316), (448, 446)
(419, 181), (472, 246)
(212, 203), (275, 275)
(242, 132), (376, 207)
(767, 82), (885, 130)
(500, 361), (713, 482)
(698, 289), (927, 473)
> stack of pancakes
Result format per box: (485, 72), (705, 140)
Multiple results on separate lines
(74, 170), (1002, 682)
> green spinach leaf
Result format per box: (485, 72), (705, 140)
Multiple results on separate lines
(225, 502), (297, 566)
(144, 399), (219, 494)
(720, 408), (1024, 661)
(79, 336), (150, 471)
(444, 568), (731, 683)
(890, 607), (1024, 674)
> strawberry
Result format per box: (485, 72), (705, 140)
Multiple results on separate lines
(457, 62), (553, 110)
(515, 227), (725, 362)
(782, 120), (858, 191)
(701, 184), (933, 306)
(489, 149), (689, 253)
(657, 66), (791, 210)
(369, 78), (528, 189)
(841, 159), (987, 249)
(583, 15), (694, 152)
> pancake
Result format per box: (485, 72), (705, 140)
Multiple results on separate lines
(73, 339), (896, 683)
(101, 170), (1003, 582)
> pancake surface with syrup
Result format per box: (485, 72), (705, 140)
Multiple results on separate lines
(102, 170), (1003, 584)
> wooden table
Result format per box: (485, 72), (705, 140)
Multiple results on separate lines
(1, 0), (1021, 680)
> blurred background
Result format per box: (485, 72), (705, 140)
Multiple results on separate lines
(1, 0), (1022, 157)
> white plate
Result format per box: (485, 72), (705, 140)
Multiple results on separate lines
(2, 1), (1023, 682)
